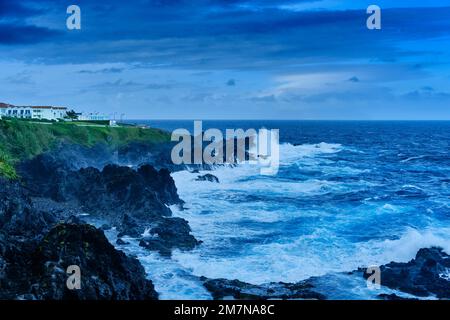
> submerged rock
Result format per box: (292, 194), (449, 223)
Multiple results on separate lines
(139, 217), (201, 256)
(362, 247), (450, 299)
(196, 174), (220, 183)
(201, 277), (325, 300)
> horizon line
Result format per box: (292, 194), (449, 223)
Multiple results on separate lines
(122, 119), (450, 121)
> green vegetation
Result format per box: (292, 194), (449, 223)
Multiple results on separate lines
(0, 119), (170, 179)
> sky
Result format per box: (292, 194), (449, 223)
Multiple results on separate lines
(0, 0), (449, 119)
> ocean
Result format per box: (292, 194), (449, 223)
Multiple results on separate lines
(112, 120), (450, 299)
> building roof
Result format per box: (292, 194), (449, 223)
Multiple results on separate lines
(0, 102), (14, 108)
(0, 103), (67, 110)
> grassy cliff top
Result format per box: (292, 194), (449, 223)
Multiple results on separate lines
(0, 120), (171, 179)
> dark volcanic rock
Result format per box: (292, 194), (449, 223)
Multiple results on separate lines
(21, 159), (182, 217)
(75, 165), (176, 218)
(362, 247), (450, 299)
(196, 174), (219, 183)
(201, 278), (325, 300)
(31, 223), (158, 300)
(139, 217), (201, 256)
(20, 156), (199, 254)
(0, 179), (74, 299)
(0, 179), (159, 300)
(0, 181), (57, 238)
(117, 214), (142, 238)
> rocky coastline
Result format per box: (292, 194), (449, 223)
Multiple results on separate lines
(1, 142), (449, 300)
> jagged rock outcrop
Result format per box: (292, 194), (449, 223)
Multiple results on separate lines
(0, 180), (57, 238)
(0, 179), (57, 298)
(20, 155), (200, 255)
(31, 223), (158, 300)
(20, 156), (182, 213)
(0, 178), (158, 300)
(362, 247), (450, 299)
(139, 217), (201, 256)
(201, 277), (325, 300)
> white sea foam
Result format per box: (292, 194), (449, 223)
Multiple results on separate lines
(103, 229), (211, 300)
(169, 226), (450, 285)
(401, 155), (426, 163)
(279, 142), (342, 164)
(360, 227), (450, 264)
(135, 141), (450, 298)
(439, 269), (450, 281)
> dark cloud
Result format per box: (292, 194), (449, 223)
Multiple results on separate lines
(0, 0), (42, 19)
(0, 23), (59, 44)
(348, 76), (360, 83)
(403, 87), (450, 100)
(78, 67), (124, 74)
(1, 1), (449, 71)
(145, 83), (173, 90)
(226, 79), (236, 86)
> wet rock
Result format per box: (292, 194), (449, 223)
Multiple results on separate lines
(20, 158), (183, 217)
(69, 164), (180, 219)
(0, 179), (62, 298)
(0, 181), (56, 239)
(201, 277), (325, 300)
(117, 214), (142, 238)
(31, 223), (158, 300)
(196, 174), (219, 183)
(139, 217), (201, 256)
(0, 178), (158, 300)
(362, 247), (450, 299)
(20, 158), (199, 254)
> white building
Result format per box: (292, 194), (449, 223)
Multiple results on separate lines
(78, 113), (109, 121)
(0, 103), (68, 121)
